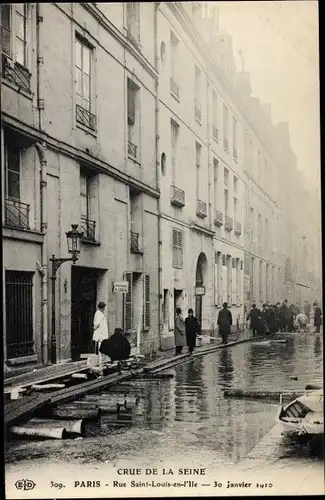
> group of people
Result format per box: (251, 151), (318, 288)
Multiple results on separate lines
(174, 302), (234, 354)
(246, 300), (322, 335)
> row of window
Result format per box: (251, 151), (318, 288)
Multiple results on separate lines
(169, 29), (238, 159)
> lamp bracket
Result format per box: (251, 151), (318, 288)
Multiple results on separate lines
(50, 256), (76, 278)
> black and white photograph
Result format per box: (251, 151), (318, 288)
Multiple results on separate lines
(2, 1), (322, 498)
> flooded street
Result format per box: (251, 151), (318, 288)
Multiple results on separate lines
(6, 333), (323, 471)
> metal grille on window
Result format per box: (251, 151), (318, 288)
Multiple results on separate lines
(123, 272), (133, 332)
(143, 274), (150, 329)
(6, 271), (34, 359)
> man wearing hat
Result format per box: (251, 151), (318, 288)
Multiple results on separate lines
(217, 302), (232, 344)
(93, 301), (109, 372)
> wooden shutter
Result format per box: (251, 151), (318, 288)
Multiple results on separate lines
(143, 274), (150, 329)
(168, 288), (174, 330)
(178, 229), (183, 268)
(232, 258), (236, 305)
(127, 80), (135, 125)
(222, 255), (227, 303)
(123, 272), (133, 332)
(172, 228), (183, 268)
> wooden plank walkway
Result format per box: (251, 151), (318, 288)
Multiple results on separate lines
(4, 360), (88, 390)
(5, 395), (51, 426)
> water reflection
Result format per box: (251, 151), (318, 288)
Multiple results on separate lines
(218, 348), (234, 385)
(5, 334), (323, 467)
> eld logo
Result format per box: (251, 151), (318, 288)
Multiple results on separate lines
(15, 479), (36, 491)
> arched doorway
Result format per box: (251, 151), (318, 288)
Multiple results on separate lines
(195, 252), (208, 325)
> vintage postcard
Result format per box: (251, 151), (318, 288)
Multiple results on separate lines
(2, 1), (322, 498)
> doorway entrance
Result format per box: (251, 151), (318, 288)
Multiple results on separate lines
(71, 267), (98, 361)
(195, 252), (208, 325)
(174, 289), (183, 315)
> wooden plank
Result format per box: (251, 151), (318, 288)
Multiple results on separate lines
(5, 395), (51, 426)
(4, 361), (89, 390)
(49, 368), (144, 405)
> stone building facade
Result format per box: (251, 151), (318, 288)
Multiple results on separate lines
(2, 2), (321, 371)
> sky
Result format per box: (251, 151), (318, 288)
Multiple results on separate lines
(213, 1), (320, 191)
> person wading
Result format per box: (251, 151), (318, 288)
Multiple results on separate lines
(313, 302), (322, 333)
(174, 307), (186, 355)
(185, 308), (200, 354)
(247, 303), (262, 337)
(93, 301), (109, 373)
(217, 302), (232, 344)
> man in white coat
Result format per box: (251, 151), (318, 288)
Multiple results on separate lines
(93, 301), (109, 373)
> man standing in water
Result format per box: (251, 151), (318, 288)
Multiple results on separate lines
(217, 302), (232, 344)
(185, 308), (201, 354)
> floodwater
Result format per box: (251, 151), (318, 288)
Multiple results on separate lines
(5, 333), (323, 470)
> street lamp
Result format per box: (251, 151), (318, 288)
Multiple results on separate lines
(50, 224), (84, 364)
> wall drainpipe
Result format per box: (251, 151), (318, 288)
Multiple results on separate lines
(36, 4), (48, 364)
(36, 142), (48, 365)
(154, 3), (162, 351)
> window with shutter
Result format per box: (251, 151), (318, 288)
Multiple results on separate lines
(143, 274), (150, 329)
(172, 228), (183, 269)
(123, 272), (133, 332)
(127, 79), (136, 125)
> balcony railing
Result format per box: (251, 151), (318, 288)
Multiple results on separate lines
(171, 185), (185, 208)
(128, 140), (137, 158)
(126, 30), (140, 49)
(195, 99), (202, 123)
(234, 220), (242, 235)
(212, 124), (219, 141)
(130, 231), (142, 253)
(2, 54), (31, 93)
(225, 216), (233, 232)
(170, 78), (180, 99)
(196, 199), (207, 218)
(223, 136), (229, 152)
(5, 198), (30, 230)
(214, 210), (223, 226)
(76, 104), (96, 131)
(233, 147), (238, 161)
(80, 216), (96, 242)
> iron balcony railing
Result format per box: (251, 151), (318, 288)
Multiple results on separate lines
(2, 54), (31, 93)
(80, 216), (96, 242)
(214, 210), (223, 226)
(235, 221), (242, 235)
(76, 104), (96, 131)
(130, 231), (141, 253)
(225, 216), (233, 231)
(170, 77), (180, 99)
(212, 124), (219, 141)
(5, 198), (30, 230)
(196, 199), (207, 218)
(195, 99), (202, 123)
(223, 136), (229, 152)
(128, 140), (137, 158)
(126, 30), (140, 49)
(170, 185), (185, 208)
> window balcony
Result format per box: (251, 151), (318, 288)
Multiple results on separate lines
(225, 216), (233, 232)
(212, 124), (219, 142)
(5, 198), (30, 230)
(80, 216), (96, 242)
(234, 221), (242, 235)
(130, 231), (143, 254)
(170, 78), (180, 100)
(170, 185), (185, 208)
(214, 210), (223, 227)
(128, 140), (137, 158)
(196, 199), (207, 218)
(126, 30), (140, 50)
(195, 99), (202, 123)
(2, 54), (31, 93)
(76, 104), (96, 131)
